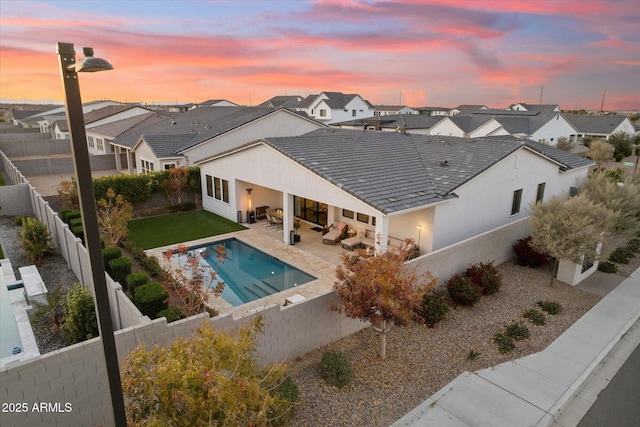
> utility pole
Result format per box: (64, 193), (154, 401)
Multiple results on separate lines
(539, 85), (544, 105)
(599, 89), (606, 115)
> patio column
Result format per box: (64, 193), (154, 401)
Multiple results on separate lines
(282, 192), (294, 244)
(114, 146), (121, 170)
(375, 215), (389, 254)
(126, 149), (133, 174)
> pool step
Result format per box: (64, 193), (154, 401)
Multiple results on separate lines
(243, 283), (270, 299)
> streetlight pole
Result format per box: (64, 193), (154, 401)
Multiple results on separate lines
(56, 42), (127, 426)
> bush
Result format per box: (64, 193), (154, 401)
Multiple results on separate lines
(109, 256), (132, 285)
(523, 309), (546, 326)
(494, 333), (515, 353)
(14, 215), (30, 226)
(141, 255), (166, 278)
(69, 217), (83, 228)
(71, 225), (84, 243)
(19, 217), (52, 265)
(134, 282), (168, 319)
(446, 274), (481, 306)
(157, 307), (185, 323)
(512, 236), (549, 268)
(464, 261), (502, 295)
(420, 289), (450, 327)
(598, 261), (619, 274)
(126, 272), (149, 293)
(609, 247), (634, 264)
(537, 300), (562, 315)
(505, 323), (530, 340)
(265, 372), (299, 425)
(614, 152), (625, 162)
(63, 210), (81, 224)
(102, 246), (122, 275)
(318, 349), (353, 388)
(626, 238), (640, 253)
(62, 284), (98, 344)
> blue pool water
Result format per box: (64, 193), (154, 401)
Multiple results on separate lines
(174, 238), (316, 307)
(0, 273), (25, 359)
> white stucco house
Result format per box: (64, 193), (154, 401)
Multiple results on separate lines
(109, 106), (325, 174)
(373, 105), (419, 116)
(564, 113), (638, 140)
(195, 128), (593, 255)
(292, 92), (375, 124)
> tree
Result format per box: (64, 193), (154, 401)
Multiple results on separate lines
(164, 167), (192, 205)
(121, 319), (298, 426)
(529, 195), (616, 285)
(97, 188), (132, 246)
(19, 216), (53, 265)
(162, 244), (226, 318)
(56, 177), (79, 211)
(332, 244), (436, 359)
(588, 139), (614, 168)
(581, 171), (640, 233)
(608, 131), (633, 160)
(555, 136), (574, 152)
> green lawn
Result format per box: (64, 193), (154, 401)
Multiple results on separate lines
(128, 210), (246, 249)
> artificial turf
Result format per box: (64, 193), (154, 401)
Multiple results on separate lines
(127, 210), (246, 249)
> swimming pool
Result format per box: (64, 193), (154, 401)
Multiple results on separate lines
(171, 238), (316, 307)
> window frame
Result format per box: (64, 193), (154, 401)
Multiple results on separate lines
(511, 189), (523, 216)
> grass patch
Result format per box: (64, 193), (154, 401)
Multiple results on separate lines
(128, 210), (246, 249)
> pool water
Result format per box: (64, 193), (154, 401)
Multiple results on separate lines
(173, 238), (316, 307)
(0, 273), (25, 358)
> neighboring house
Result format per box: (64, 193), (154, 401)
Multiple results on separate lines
(373, 105), (418, 116)
(257, 96), (306, 109)
(415, 106), (458, 116)
(332, 114), (441, 134)
(195, 99), (239, 108)
(292, 92), (375, 124)
(564, 113), (638, 140)
(16, 100), (121, 132)
(110, 106), (325, 174)
(196, 128), (592, 254)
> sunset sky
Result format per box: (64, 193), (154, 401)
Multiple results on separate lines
(1, 0), (638, 110)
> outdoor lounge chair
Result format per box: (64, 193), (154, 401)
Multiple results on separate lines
(322, 222), (347, 244)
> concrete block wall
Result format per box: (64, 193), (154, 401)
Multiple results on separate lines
(0, 138), (71, 157)
(10, 154), (118, 176)
(0, 183), (33, 215)
(409, 217), (531, 283)
(0, 131), (50, 144)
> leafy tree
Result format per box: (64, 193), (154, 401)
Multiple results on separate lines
(61, 283), (98, 344)
(332, 245), (436, 359)
(97, 188), (133, 246)
(121, 319), (297, 426)
(587, 140), (614, 168)
(162, 244), (226, 318)
(581, 171), (640, 233)
(164, 167), (192, 205)
(529, 195), (616, 285)
(608, 131), (633, 160)
(56, 177), (79, 211)
(19, 216), (53, 265)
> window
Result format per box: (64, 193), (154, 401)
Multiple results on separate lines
(342, 209), (354, 219)
(536, 183), (546, 203)
(140, 159), (154, 174)
(87, 136), (95, 148)
(164, 163), (176, 170)
(319, 109), (326, 117)
(212, 176), (229, 203)
(511, 189), (523, 215)
(357, 213), (370, 223)
(206, 175), (213, 197)
(96, 138), (104, 151)
(352, 109), (356, 117)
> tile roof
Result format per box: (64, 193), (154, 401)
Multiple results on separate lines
(82, 104), (148, 124)
(564, 114), (628, 134)
(87, 111), (176, 138)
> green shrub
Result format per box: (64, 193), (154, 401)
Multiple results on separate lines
(14, 215), (30, 226)
(72, 225), (84, 243)
(264, 372), (299, 425)
(109, 256), (132, 285)
(537, 300), (562, 315)
(62, 283), (98, 344)
(102, 246), (122, 274)
(494, 333), (515, 353)
(598, 261), (619, 274)
(141, 255), (166, 278)
(446, 273), (481, 306)
(523, 309), (546, 326)
(318, 349), (353, 388)
(157, 307), (185, 323)
(134, 282), (168, 319)
(467, 350), (481, 360)
(63, 210), (81, 224)
(464, 261), (502, 295)
(609, 247), (634, 264)
(19, 217), (52, 265)
(69, 217), (83, 228)
(420, 289), (450, 327)
(626, 238), (640, 253)
(505, 323), (530, 340)
(512, 236), (549, 268)
(126, 272), (149, 293)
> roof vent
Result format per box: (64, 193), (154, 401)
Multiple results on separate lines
(436, 160), (449, 167)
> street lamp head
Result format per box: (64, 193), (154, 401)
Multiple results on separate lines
(70, 47), (113, 73)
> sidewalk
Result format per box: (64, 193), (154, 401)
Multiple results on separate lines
(392, 268), (640, 427)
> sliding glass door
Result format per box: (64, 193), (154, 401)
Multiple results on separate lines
(293, 196), (328, 226)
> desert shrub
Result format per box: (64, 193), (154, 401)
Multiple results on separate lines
(609, 247), (634, 264)
(537, 300), (562, 315)
(446, 274), (480, 306)
(19, 217), (52, 265)
(598, 261), (619, 274)
(420, 289), (450, 327)
(464, 261), (502, 295)
(512, 236), (549, 268)
(62, 283), (98, 344)
(134, 282), (168, 319)
(505, 323), (530, 340)
(102, 246), (122, 275)
(523, 309), (546, 326)
(264, 372), (299, 425)
(494, 333), (515, 353)
(109, 256), (132, 285)
(14, 215), (30, 226)
(614, 152), (625, 162)
(126, 272), (149, 293)
(157, 307), (185, 323)
(318, 349), (353, 388)
(626, 238), (640, 253)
